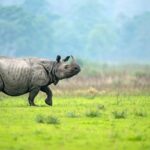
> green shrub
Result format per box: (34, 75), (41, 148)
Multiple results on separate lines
(128, 134), (143, 141)
(97, 104), (105, 110)
(35, 115), (45, 123)
(45, 116), (60, 125)
(86, 110), (100, 117)
(35, 115), (60, 124)
(66, 112), (78, 118)
(134, 111), (147, 117)
(112, 111), (126, 119)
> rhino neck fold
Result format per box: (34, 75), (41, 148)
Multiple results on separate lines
(50, 62), (59, 85)
(39, 61), (59, 85)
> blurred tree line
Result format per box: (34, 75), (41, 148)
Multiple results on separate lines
(0, 0), (149, 63)
(0, 0), (58, 57)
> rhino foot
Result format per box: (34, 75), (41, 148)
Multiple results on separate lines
(45, 99), (52, 106)
(29, 102), (37, 106)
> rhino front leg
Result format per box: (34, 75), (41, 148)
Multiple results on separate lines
(28, 88), (40, 106)
(41, 86), (53, 106)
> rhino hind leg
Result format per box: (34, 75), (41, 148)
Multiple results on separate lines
(41, 86), (52, 106)
(28, 88), (40, 106)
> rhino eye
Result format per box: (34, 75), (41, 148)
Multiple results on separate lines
(64, 65), (69, 69)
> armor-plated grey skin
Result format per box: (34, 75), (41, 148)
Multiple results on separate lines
(0, 55), (81, 106)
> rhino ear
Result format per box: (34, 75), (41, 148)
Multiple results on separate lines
(56, 55), (61, 63)
(63, 56), (70, 62)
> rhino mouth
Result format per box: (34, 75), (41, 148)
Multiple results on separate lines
(65, 68), (81, 78)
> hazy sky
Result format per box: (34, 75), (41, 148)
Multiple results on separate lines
(1, 0), (149, 18)
(115, 0), (150, 17)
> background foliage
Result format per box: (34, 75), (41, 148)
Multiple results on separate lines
(0, 0), (149, 63)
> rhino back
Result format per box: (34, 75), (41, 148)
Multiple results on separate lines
(0, 58), (31, 95)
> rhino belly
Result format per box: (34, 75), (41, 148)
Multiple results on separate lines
(3, 86), (28, 96)
(3, 75), (30, 96)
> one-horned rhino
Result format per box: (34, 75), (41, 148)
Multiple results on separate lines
(0, 55), (81, 106)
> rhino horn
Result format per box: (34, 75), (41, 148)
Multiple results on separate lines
(71, 55), (75, 63)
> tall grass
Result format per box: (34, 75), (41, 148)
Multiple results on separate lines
(51, 64), (150, 97)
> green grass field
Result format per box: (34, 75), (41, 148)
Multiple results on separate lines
(0, 94), (150, 150)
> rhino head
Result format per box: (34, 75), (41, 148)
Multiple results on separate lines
(54, 55), (81, 80)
